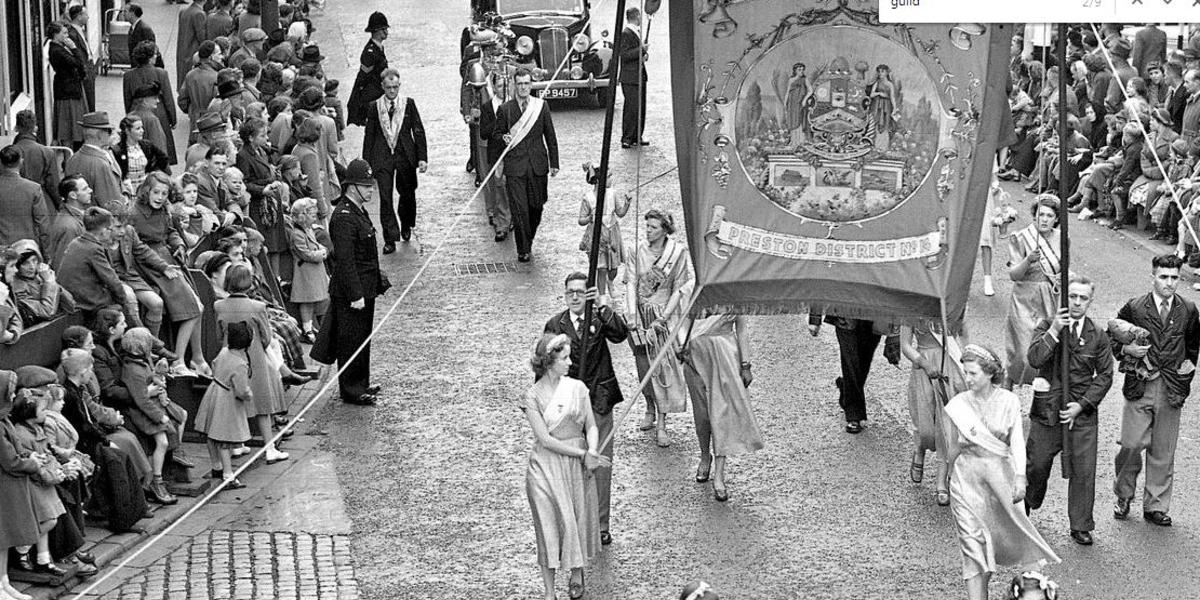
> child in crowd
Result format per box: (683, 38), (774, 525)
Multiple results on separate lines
(176, 172), (220, 245)
(287, 197), (329, 341)
(194, 321), (255, 489)
(577, 185), (631, 300)
(119, 327), (189, 505)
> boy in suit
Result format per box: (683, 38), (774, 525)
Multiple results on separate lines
(1112, 254), (1200, 527)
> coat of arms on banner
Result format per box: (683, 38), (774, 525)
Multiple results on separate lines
(734, 26), (945, 223)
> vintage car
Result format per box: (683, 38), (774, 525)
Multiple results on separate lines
(466, 0), (613, 105)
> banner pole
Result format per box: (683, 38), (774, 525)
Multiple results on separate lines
(578, 0), (630, 379)
(1056, 22), (1074, 480)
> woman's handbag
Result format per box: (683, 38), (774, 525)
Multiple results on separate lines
(636, 241), (684, 300)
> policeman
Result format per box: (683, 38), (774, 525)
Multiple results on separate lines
(312, 159), (390, 405)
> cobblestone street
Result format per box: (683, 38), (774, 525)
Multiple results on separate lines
(110, 531), (359, 600)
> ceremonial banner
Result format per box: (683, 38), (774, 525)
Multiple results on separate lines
(670, 0), (1014, 328)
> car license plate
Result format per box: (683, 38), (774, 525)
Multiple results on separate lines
(544, 87), (578, 99)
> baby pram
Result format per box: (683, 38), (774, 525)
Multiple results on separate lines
(98, 8), (132, 75)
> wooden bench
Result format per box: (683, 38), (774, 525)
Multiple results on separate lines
(0, 313), (84, 371)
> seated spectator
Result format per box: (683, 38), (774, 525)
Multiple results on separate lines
(113, 114), (170, 192)
(1109, 121), (1147, 230)
(7, 240), (76, 325)
(13, 366), (96, 576)
(288, 197), (328, 341)
(59, 347), (152, 531)
(184, 112), (233, 171)
(128, 173), (210, 377)
(175, 172), (220, 244)
(0, 368), (41, 600)
(57, 207), (130, 325)
(118, 327), (188, 506)
(45, 175), (93, 271)
(194, 144), (229, 213)
(221, 167), (253, 225)
(105, 206), (168, 334)
(4, 373), (78, 578)
(0, 249), (26, 344)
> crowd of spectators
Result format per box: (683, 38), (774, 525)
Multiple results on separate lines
(1, 0), (334, 590)
(998, 24), (1200, 271)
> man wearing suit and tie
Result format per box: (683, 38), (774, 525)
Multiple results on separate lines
(493, 68), (559, 263)
(1025, 276), (1113, 546)
(67, 5), (97, 111)
(1112, 254), (1200, 528)
(544, 271), (629, 546)
(619, 7), (648, 148)
(127, 5), (164, 69)
(363, 68), (427, 254)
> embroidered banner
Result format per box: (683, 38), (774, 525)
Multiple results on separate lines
(669, 0), (1014, 327)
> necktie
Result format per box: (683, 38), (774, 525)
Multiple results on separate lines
(388, 100), (395, 119)
(1160, 299), (1171, 325)
(574, 316), (583, 338)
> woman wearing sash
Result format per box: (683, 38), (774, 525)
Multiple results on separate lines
(900, 322), (965, 506)
(1004, 195), (1063, 388)
(624, 210), (693, 447)
(520, 333), (607, 600)
(947, 345), (1059, 600)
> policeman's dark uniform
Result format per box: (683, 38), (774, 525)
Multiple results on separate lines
(312, 159), (388, 404)
(347, 12), (390, 127)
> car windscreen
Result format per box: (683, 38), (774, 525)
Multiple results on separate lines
(496, 0), (583, 15)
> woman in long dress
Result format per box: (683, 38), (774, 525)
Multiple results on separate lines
(866, 64), (901, 150)
(681, 314), (763, 502)
(900, 322), (965, 506)
(47, 22), (88, 149)
(783, 63), (812, 147)
(520, 333), (608, 600)
(1004, 194), (1063, 388)
(624, 210), (693, 447)
(946, 344), (1060, 600)
(213, 264), (289, 465)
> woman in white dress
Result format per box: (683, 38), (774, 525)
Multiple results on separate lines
(519, 333), (609, 600)
(946, 344), (1060, 600)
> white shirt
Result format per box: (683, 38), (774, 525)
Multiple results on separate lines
(1156, 295), (1173, 319)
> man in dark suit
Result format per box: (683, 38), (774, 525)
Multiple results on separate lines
(1164, 62), (1188, 135)
(493, 68), (559, 262)
(363, 68), (427, 253)
(12, 110), (64, 211)
(475, 73), (511, 242)
(0, 146), (50, 249)
(1025, 276), (1113, 546)
(177, 0), (209, 85)
(544, 271), (628, 546)
(312, 160), (389, 406)
(1112, 254), (1200, 527)
(618, 7), (648, 148)
(808, 315), (900, 434)
(1132, 24), (1167, 79)
(126, 4), (164, 68)
(67, 5), (96, 111)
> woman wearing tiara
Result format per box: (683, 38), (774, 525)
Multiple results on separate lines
(945, 344), (1059, 600)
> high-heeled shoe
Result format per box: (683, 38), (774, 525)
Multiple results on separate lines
(282, 373), (313, 387)
(189, 361), (213, 379)
(712, 482), (729, 502)
(695, 455), (712, 483)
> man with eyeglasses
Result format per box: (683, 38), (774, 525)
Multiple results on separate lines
(493, 68), (559, 263)
(363, 68), (428, 253)
(1024, 275), (1113, 545)
(543, 271), (629, 546)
